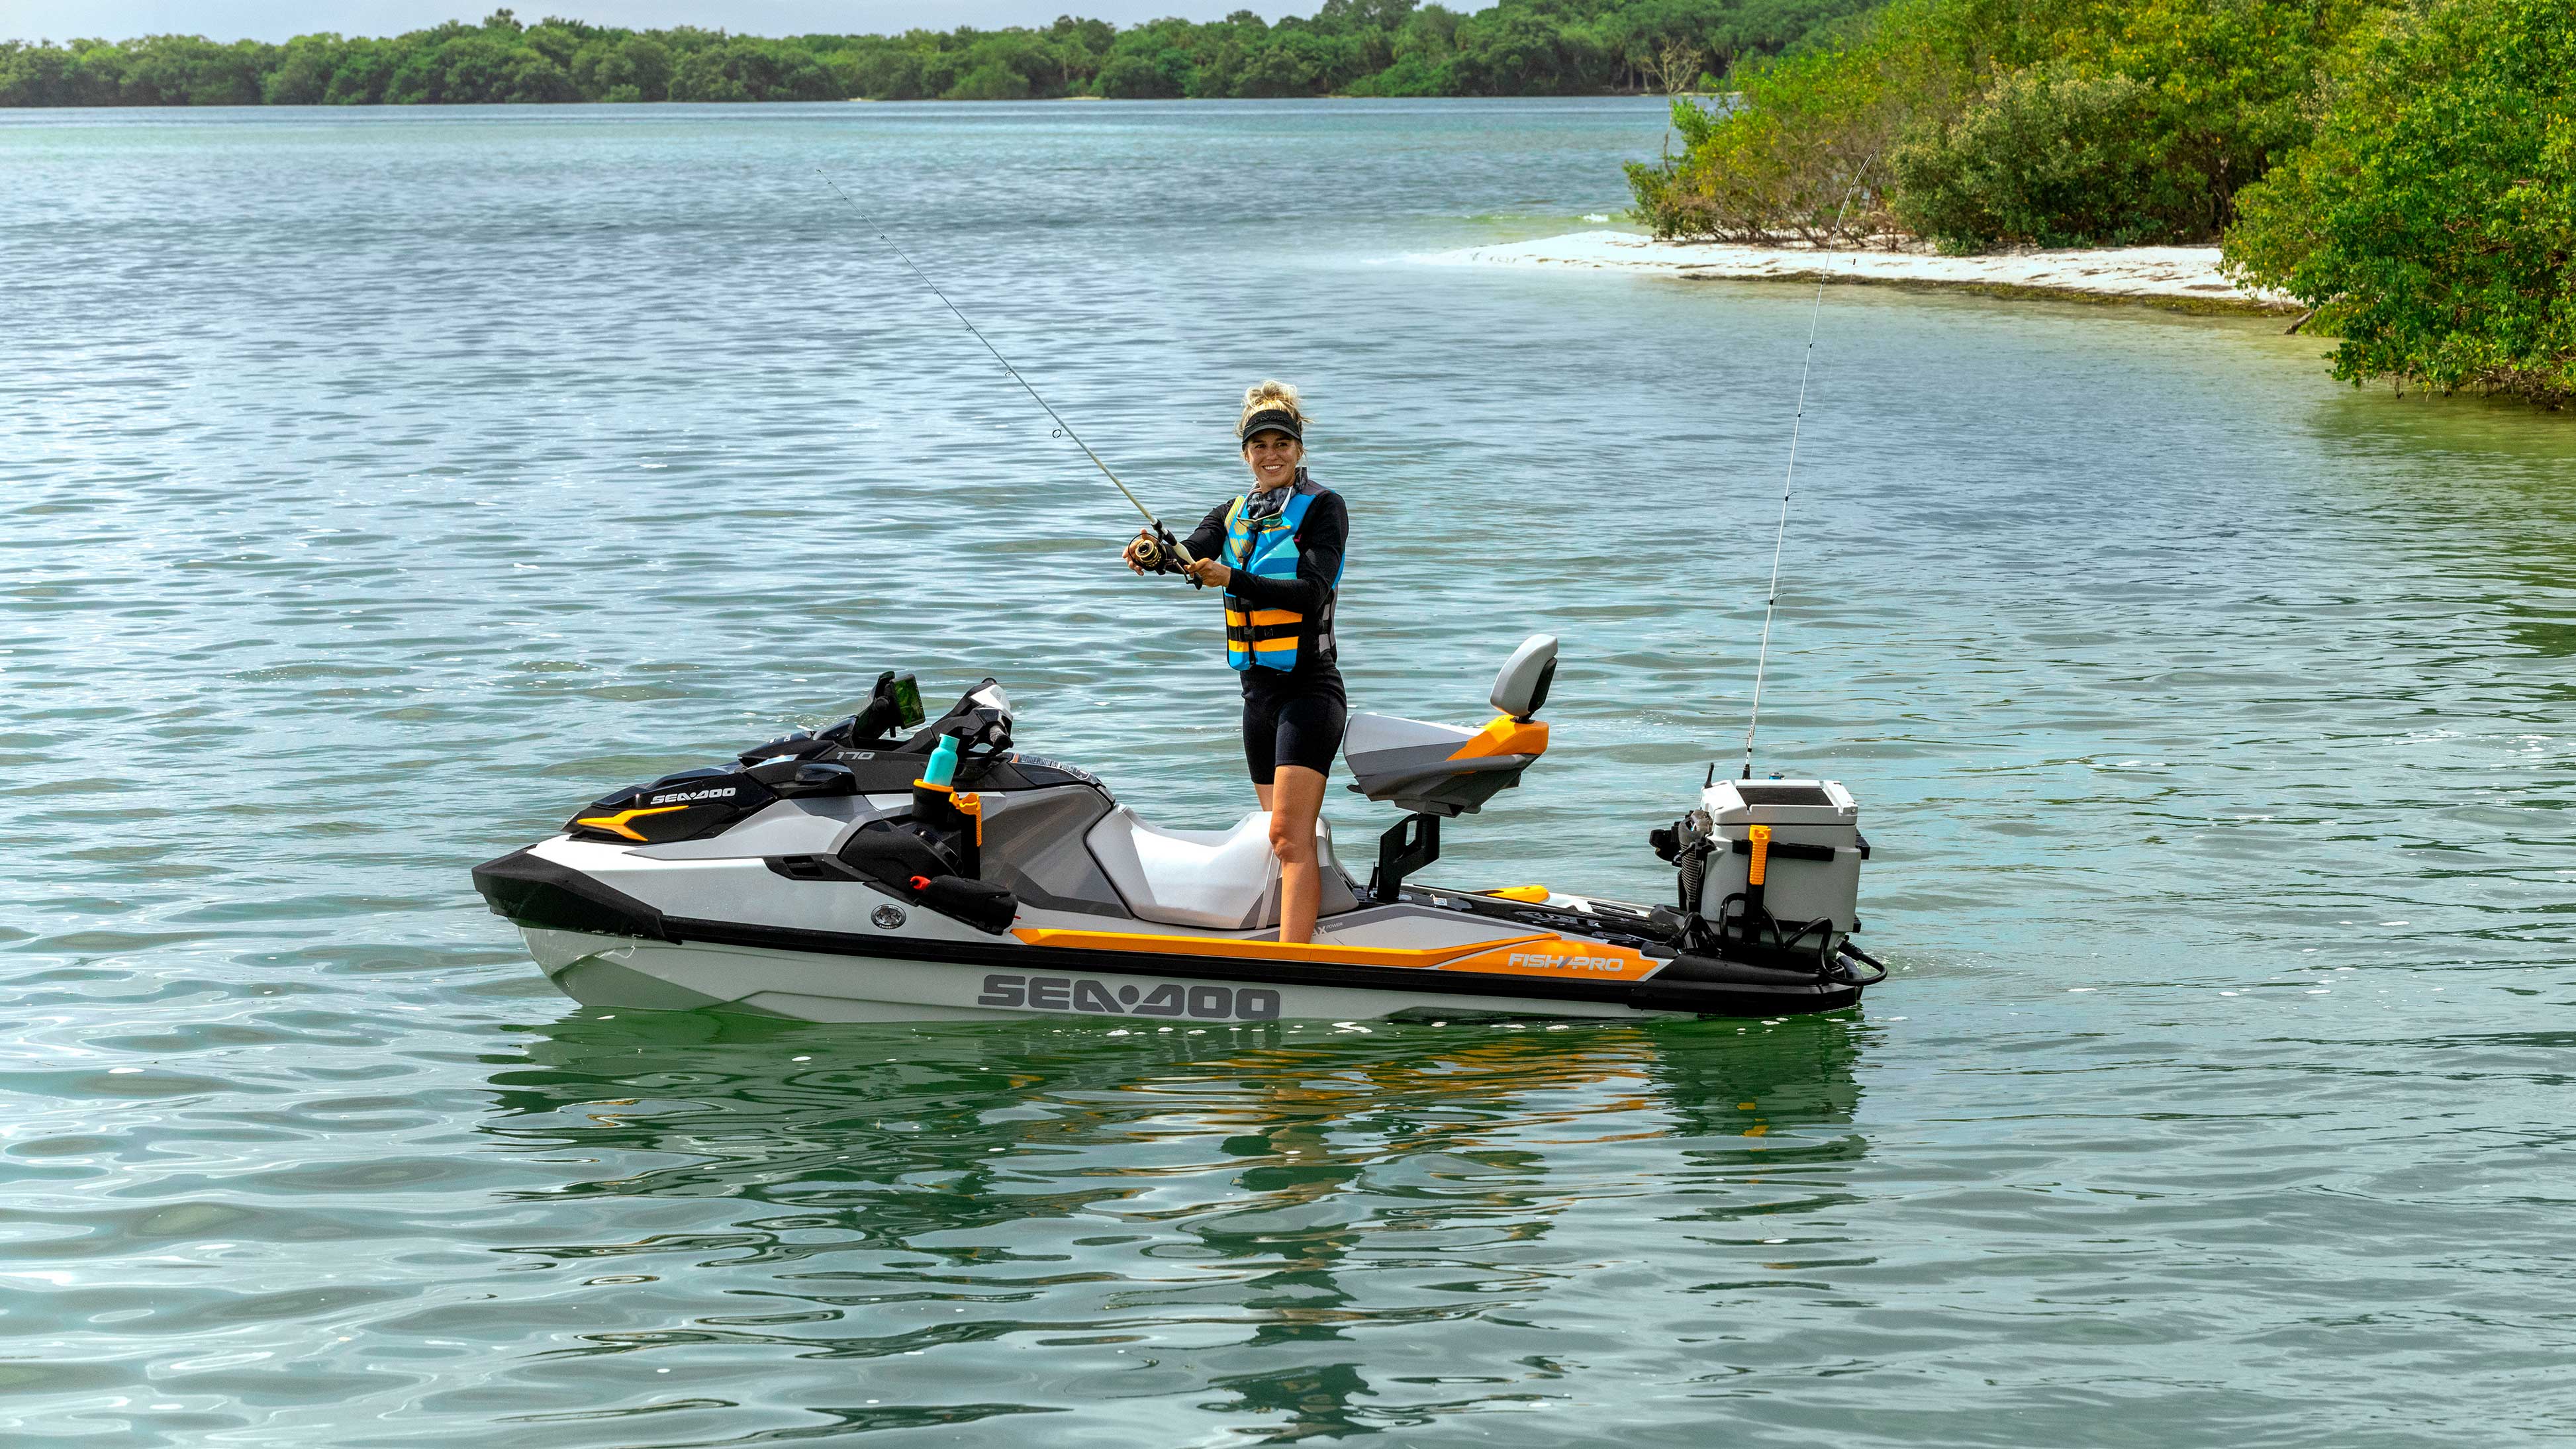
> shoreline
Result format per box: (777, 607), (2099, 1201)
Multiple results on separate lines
(1415, 230), (2299, 314)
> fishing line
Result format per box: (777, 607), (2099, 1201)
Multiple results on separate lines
(815, 168), (1194, 569)
(1740, 160), (1877, 780)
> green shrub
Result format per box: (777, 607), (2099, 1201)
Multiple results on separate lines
(2224, 0), (2576, 404)
(1231, 40), (1315, 95)
(261, 36), (342, 104)
(1445, 7), (1605, 95)
(845, 45), (931, 101)
(1626, 0), (1960, 245)
(111, 35), (274, 105)
(946, 61), (1031, 99)
(573, 35), (673, 101)
(2052, 0), (2381, 242)
(666, 40), (839, 102)
(321, 40), (393, 103)
(1891, 66), (2178, 250)
(1633, 0), (2390, 250)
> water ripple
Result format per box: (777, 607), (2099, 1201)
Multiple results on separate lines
(4, 98), (2575, 1446)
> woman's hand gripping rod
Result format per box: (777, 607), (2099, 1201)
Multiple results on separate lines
(816, 169), (1200, 587)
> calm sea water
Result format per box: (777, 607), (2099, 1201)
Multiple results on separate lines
(6, 98), (2575, 1446)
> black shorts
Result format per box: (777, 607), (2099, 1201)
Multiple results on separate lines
(1241, 682), (1347, 786)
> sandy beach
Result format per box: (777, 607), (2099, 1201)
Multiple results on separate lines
(1417, 229), (2299, 312)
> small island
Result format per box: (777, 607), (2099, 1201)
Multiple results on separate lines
(1619, 0), (2576, 408)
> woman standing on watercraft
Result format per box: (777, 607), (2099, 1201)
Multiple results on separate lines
(1123, 381), (1348, 946)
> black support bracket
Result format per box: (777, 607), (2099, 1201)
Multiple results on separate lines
(1368, 812), (1441, 904)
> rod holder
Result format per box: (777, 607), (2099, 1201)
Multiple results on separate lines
(1368, 812), (1441, 904)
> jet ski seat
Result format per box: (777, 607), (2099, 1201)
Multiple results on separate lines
(1084, 808), (1359, 931)
(1345, 634), (1557, 818)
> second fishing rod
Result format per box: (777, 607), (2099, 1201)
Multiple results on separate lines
(816, 170), (1205, 587)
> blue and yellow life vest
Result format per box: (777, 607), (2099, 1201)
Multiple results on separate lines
(1222, 489), (1339, 672)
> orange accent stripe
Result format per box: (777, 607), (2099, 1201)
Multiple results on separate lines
(1249, 609), (1300, 626)
(1448, 714), (1550, 761)
(1225, 610), (1249, 626)
(571, 804), (689, 841)
(1013, 927), (1555, 970)
(1437, 938), (1659, 982)
(1252, 637), (1298, 653)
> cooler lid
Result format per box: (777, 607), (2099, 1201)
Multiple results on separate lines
(1701, 777), (1858, 825)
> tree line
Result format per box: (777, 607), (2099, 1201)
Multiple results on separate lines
(1627, 0), (2576, 407)
(0, 1), (1870, 106)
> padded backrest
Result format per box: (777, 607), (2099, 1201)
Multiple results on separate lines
(1490, 635), (1558, 720)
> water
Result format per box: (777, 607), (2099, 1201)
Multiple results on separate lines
(5, 98), (2575, 1446)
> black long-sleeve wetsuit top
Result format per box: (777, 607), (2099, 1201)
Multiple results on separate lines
(1180, 474), (1348, 699)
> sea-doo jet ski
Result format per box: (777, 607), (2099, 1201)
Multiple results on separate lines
(471, 637), (1886, 1023)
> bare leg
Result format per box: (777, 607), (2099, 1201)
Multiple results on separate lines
(1267, 765), (1327, 945)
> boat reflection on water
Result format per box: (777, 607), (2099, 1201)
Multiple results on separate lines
(480, 1013), (1867, 1436)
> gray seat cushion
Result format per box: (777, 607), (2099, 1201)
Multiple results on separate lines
(1084, 808), (1356, 930)
(1343, 712), (1539, 817)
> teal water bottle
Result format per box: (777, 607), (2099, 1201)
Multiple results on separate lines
(924, 734), (959, 789)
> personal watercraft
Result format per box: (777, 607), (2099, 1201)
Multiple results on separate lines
(471, 637), (1886, 1023)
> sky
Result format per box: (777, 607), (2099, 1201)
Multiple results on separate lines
(0, 1), (1278, 42)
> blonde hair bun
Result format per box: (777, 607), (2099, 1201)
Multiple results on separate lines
(1239, 379), (1308, 434)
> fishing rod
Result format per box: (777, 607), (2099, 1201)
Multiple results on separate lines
(1739, 161), (1876, 780)
(814, 169), (1198, 581)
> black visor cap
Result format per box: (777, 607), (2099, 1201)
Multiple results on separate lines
(1239, 408), (1303, 445)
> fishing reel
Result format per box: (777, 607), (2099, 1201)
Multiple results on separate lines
(1129, 524), (1204, 588)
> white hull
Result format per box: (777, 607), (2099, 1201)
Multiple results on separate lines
(524, 927), (1666, 1025)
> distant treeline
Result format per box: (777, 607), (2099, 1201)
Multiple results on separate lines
(0, 1), (1870, 105)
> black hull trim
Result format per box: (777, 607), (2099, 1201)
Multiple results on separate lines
(474, 848), (671, 940)
(471, 848), (1868, 1017)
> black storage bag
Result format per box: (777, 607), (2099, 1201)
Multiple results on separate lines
(838, 821), (1018, 935)
(921, 877), (1018, 935)
(839, 821), (955, 890)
